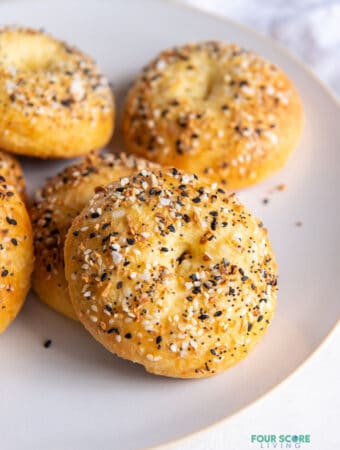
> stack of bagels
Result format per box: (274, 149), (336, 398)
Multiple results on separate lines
(0, 27), (302, 378)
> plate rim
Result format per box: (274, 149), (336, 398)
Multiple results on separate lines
(0, 0), (339, 448)
(158, 1), (340, 447)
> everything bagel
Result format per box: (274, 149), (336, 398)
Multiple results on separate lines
(0, 150), (25, 200)
(0, 180), (33, 333)
(0, 26), (114, 158)
(122, 41), (302, 189)
(31, 152), (159, 320)
(64, 168), (277, 378)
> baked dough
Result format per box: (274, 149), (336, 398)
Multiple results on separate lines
(64, 168), (277, 378)
(0, 26), (114, 158)
(0, 180), (33, 333)
(31, 152), (159, 320)
(0, 150), (25, 200)
(122, 41), (302, 189)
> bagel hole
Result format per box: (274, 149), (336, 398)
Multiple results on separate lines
(176, 250), (191, 265)
(2, 35), (62, 71)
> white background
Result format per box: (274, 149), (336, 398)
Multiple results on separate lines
(168, 1), (340, 449)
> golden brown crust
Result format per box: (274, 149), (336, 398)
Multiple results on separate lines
(122, 41), (303, 189)
(0, 26), (114, 158)
(0, 150), (25, 200)
(64, 168), (277, 378)
(0, 181), (33, 333)
(30, 151), (159, 320)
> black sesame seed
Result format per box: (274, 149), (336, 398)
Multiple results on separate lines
(73, 230), (79, 236)
(11, 238), (17, 246)
(214, 311), (222, 317)
(107, 327), (119, 334)
(43, 339), (52, 348)
(91, 211), (100, 218)
(192, 196), (201, 203)
(198, 313), (209, 320)
(167, 224), (176, 233)
(1, 269), (8, 277)
(6, 217), (17, 225)
(127, 238), (135, 245)
(125, 333), (132, 339)
(257, 315), (264, 322)
(160, 247), (169, 252)
(101, 272), (108, 281)
(116, 281), (123, 289)
(61, 98), (74, 107)
(247, 323), (253, 332)
(156, 336), (162, 344)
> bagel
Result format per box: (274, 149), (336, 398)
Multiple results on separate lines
(0, 149), (25, 200)
(64, 168), (277, 378)
(0, 26), (114, 158)
(0, 180), (33, 333)
(122, 41), (302, 189)
(31, 152), (159, 320)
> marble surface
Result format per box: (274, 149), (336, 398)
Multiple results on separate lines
(182, 0), (340, 96)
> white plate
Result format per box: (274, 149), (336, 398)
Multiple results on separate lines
(0, 1), (339, 449)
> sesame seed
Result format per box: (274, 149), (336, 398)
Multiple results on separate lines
(170, 344), (177, 352)
(43, 339), (52, 348)
(198, 314), (209, 321)
(6, 216), (17, 225)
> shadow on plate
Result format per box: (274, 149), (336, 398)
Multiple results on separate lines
(16, 291), (185, 385)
